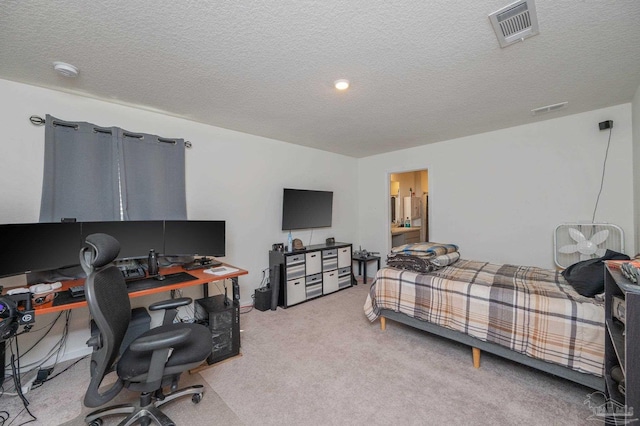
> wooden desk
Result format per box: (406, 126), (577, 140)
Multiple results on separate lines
(28, 264), (247, 315)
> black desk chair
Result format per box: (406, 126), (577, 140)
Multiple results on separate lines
(80, 233), (213, 426)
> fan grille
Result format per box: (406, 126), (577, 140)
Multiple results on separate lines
(489, 0), (540, 48)
(554, 223), (624, 268)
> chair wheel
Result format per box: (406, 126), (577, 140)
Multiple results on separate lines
(192, 393), (203, 404)
(88, 419), (103, 426)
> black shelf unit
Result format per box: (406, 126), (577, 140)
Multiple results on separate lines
(269, 242), (352, 308)
(604, 263), (640, 424)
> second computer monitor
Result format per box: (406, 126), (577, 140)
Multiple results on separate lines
(163, 220), (226, 258)
(81, 221), (165, 261)
(0, 222), (81, 278)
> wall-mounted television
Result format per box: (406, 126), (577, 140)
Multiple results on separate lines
(282, 188), (333, 230)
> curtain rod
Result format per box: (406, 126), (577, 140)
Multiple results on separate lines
(29, 115), (193, 148)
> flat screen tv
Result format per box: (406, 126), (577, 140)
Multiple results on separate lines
(81, 221), (165, 261)
(164, 220), (226, 257)
(282, 188), (333, 230)
(0, 222), (82, 278)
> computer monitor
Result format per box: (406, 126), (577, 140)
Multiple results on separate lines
(163, 220), (226, 258)
(81, 221), (165, 261)
(0, 222), (82, 278)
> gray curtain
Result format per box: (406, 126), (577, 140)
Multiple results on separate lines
(40, 116), (120, 222)
(39, 115), (187, 222)
(119, 130), (187, 220)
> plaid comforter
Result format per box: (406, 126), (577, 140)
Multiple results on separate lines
(364, 260), (605, 376)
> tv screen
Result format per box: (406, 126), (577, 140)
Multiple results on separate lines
(282, 188), (333, 230)
(81, 221), (165, 260)
(0, 222), (82, 278)
(164, 220), (226, 257)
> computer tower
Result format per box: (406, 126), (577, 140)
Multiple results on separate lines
(195, 295), (240, 365)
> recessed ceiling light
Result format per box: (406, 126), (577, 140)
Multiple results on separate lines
(334, 79), (350, 90)
(53, 61), (79, 78)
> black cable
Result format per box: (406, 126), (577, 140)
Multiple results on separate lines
(3, 312), (63, 370)
(0, 410), (9, 426)
(31, 355), (88, 390)
(592, 127), (613, 223)
(239, 305), (254, 314)
(10, 350), (37, 425)
(8, 311), (62, 364)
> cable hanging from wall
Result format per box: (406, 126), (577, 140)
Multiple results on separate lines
(28, 115), (192, 148)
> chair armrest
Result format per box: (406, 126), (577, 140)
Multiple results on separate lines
(148, 297), (192, 311)
(129, 328), (191, 352)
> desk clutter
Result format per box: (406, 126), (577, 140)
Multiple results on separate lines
(1, 229), (249, 426)
(352, 247), (380, 259)
(52, 272), (198, 306)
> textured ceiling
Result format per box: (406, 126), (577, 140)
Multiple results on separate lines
(1, 1), (639, 158)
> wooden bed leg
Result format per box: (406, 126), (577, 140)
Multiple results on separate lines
(380, 317), (386, 331)
(472, 347), (481, 368)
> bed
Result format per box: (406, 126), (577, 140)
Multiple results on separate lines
(364, 254), (605, 391)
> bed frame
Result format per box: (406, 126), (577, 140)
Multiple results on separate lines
(379, 309), (604, 391)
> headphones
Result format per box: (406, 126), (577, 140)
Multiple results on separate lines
(0, 296), (19, 340)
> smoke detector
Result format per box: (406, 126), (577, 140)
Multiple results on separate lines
(53, 61), (79, 78)
(489, 0), (540, 48)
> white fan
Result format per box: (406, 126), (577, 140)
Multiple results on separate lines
(554, 223), (624, 268)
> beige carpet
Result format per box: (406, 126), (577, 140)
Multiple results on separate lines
(3, 281), (601, 425)
(2, 356), (240, 426)
(201, 282), (600, 425)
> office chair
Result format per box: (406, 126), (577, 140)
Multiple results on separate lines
(80, 233), (213, 426)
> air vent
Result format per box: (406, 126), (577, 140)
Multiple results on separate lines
(489, 0), (539, 48)
(531, 101), (568, 116)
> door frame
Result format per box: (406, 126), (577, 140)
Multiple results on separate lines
(387, 168), (429, 252)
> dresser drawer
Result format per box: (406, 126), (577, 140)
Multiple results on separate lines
(338, 274), (351, 289)
(322, 249), (338, 271)
(285, 254), (305, 281)
(306, 282), (322, 299)
(286, 278), (306, 306)
(306, 252), (322, 275)
(323, 270), (339, 294)
(306, 273), (322, 286)
(337, 246), (352, 268)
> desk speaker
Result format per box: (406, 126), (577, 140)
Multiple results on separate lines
(195, 295), (240, 365)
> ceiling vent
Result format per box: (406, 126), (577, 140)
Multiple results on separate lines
(531, 101), (568, 116)
(489, 0), (539, 48)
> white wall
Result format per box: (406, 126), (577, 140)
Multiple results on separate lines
(2, 76), (636, 371)
(358, 104), (635, 269)
(0, 78), (358, 365)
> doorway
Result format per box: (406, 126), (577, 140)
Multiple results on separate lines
(389, 170), (428, 249)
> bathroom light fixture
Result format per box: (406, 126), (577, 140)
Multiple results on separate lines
(53, 61), (79, 78)
(334, 79), (350, 90)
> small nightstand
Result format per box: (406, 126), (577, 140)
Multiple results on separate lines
(352, 255), (381, 284)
